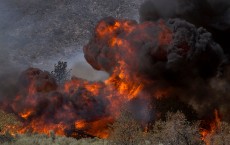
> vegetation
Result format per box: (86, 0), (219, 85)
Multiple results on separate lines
(108, 110), (230, 145)
(0, 110), (21, 143)
(1, 109), (230, 145)
(1, 134), (106, 145)
(51, 61), (71, 84)
(108, 110), (143, 145)
(108, 111), (202, 145)
(0, 110), (21, 134)
(148, 112), (202, 145)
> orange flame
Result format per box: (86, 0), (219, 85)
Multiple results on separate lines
(75, 120), (86, 129)
(200, 109), (221, 145)
(17, 120), (67, 136)
(19, 110), (33, 119)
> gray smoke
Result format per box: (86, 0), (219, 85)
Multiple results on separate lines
(0, 0), (141, 65)
(0, 0), (141, 100)
(69, 53), (109, 81)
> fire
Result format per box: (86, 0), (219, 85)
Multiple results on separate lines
(96, 19), (135, 38)
(75, 120), (86, 129)
(110, 37), (123, 47)
(19, 110), (33, 119)
(200, 109), (221, 145)
(2, 17), (201, 140)
(18, 120), (67, 136)
(3, 18), (171, 138)
(74, 117), (113, 139)
(105, 60), (144, 101)
(96, 21), (121, 37)
(84, 117), (113, 139)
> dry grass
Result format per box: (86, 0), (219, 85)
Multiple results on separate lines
(1, 134), (107, 145)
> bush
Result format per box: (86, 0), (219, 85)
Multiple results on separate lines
(149, 111), (203, 145)
(108, 110), (144, 145)
(0, 110), (21, 143)
(108, 110), (205, 145)
(0, 110), (21, 134)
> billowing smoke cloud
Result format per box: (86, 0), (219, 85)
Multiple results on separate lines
(84, 16), (230, 121)
(0, 67), (112, 137)
(84, 17), (226, 79)
(139, 0), (230, 54)
(138, 0), (230, 121)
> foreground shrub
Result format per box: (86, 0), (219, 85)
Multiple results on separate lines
(149, 111), (203, 145)
(0, 110), (21, 133)
(0, 110), (21, 143)
(108, 110), (144, 145)
(108, 110), (205, 145)
(0, 133), (15, 144)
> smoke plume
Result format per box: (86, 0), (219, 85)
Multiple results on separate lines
(139, 0), (230, 54)
(84, 16), (230, 121)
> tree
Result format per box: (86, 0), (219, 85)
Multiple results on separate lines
(51, 61), (71, 84)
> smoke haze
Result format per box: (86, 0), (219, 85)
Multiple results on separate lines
(0, 0), (141, 74)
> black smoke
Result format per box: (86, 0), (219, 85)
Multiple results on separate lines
(139, 0), (230, 54)
(0, 67), (111, 136)
(83, 16), (230, 121)
(138, 0), (230, 121)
